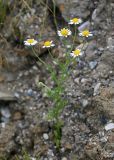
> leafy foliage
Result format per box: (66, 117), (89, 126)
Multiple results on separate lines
(0, 0), (8, 27)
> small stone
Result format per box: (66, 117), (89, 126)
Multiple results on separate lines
(62, 157), (67, 160)
(24, 71), (29, 76)
(0, 91), (16, 101)
(99, 131), (105, 137)
(61, 147), (65, 152)
(74, 78), (80, 84)
(78, 21), (90, 32)
(66, 45), (71, 48)
(32, 65), (38, 71)
(49, 158), (53, 160)
(95, 63), (111, 78)
(18, 72), (23, 78)
(105, 123), (114, 131)
(31, 158), (36, 160)
(1, 117), (9, 123)
(89, 61), (97, 70)
(64, 143), (72, 150)
(47, 149), (54, 156)
(107, 37), (114, 52)
(92, 9), (97, 20)
(1, 108), (11, 118)
(43, 133), (49, 140)
(81, 99), (89, 108)
(93, 83), (101, 96)
(100, 137), (108, 142)
(14, 92), (20, 98)
(81, 78), (88, 84)
(27, 89), (33, 96)
(1, 122), (6, 128)
(108, 133), (114, 143)
(13, 112), (22, 121)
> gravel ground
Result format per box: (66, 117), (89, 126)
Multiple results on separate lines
(0, 0), (114, 160)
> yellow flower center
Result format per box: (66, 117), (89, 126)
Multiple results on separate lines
(44, 41), (51, 47)
(73, 49), (81, 56)
(27, 39), (35, 44)
(72, 18), (79, 23)
(82, 30), (90, 37)
(61, 28), (69, 36)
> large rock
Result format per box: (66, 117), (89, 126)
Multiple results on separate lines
(94, 87), (114, 120)
(0, 91), (16, 101)
(2, 1), (56, 56)
(0, 123), (16, 158)
(101, 50), (114, 68)
(54, 0), (94, 20)
(3, 1), (55, 38)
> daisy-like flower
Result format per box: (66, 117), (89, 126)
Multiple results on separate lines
(69, 18), (82, 25)
(70, 49), (82, 58)
(58, 28), (72, 37)
(79, 29), (93, 37)
(24, 38), (38, 46)
(43, 40), (55, 48)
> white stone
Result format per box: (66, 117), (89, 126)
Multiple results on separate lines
(105, 123), (114, 131)
(1, 108), (11, 118)
(74, 78), (80, 84)
(1, 122), (6, 128)
(62, 157), (67, 160)
(14, 92), (20, 98)
(31, 157), (36, 160)
(43, 133), (49, 140)
(82, 99), (88, 107)
(81, 78), (88, 84)
(78, 21), (90, 32)
(93, 82), (101, 96)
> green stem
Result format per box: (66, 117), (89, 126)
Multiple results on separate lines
(71, 27), (77, 51)
(52, 0), (58, 32)
(38, 82), (51, 91)
(48, 49), (54, 60)
(33, 47), (57, 82)
(31, 47), (47, 66)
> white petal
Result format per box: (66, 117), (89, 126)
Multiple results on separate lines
(58, 32), (62, 36)
(24, 43), (31, 46)
(89, 33), (93, 36)
(32, 41), (37, 45)
(79, 19), (82, 23)
(80, 52), (83, 56)
(70, 52), (75, 57)
(68, 31), (72, 35)
(68, 21), (73, 24)
(57, 31), (61, 34)
(70, 53), (73, 56)
(79, 33), (82, 36)
(58, 34), (62, 37)
(24, 40), (27, 42)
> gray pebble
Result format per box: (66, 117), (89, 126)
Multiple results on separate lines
(81, 99), (89, 108)
(89, 61), (98, 69)
(43, 133), (49, 140)
(94, 83), (101, 96)
(27, 89), (33, 96)
(1, 108), (11, 119)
